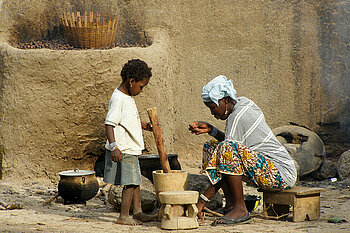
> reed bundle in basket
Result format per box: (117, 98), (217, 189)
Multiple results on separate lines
(61, 11), (119, 49)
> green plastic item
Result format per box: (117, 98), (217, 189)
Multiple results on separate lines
(328, 216), (347, 223)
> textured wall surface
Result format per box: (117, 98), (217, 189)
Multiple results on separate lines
(0, 0), (349, 180)
(0, 30), (175, 180)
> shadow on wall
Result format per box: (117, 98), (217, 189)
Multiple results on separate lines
(316, 0), (350, 136)
(0, 145), (3, 179)
(114, 0), (151, 46)
(0, 51), (3, 179)
(4, 0), (151, 47)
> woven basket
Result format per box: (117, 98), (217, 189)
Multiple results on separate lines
(61, 11), (119, 49)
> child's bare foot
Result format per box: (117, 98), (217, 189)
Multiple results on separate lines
(133, 212), (157, 222)
(116, 216), (142, 225)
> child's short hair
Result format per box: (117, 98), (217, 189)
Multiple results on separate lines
(121, 59), (152, 81)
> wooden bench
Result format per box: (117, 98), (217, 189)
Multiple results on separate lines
(261, 186), (326, 222)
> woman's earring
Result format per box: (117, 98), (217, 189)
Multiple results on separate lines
(225, 105), (228, 115)
(130, 82), (133, 88)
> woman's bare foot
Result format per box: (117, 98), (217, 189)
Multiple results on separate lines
(224, 208), (248, 219)
(215, 206), (232, 215)
(116, 216), (142, 225)
(133, 212), (157, 222)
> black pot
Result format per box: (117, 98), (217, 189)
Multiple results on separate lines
(58, 169), (99, 204)
(138, 154), (181, 183)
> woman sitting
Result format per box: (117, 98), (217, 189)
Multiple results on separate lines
(188, 75), (297, 225)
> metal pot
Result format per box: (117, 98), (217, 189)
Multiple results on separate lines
(138, 154), (181, 183)
(58, 168), (99, 204)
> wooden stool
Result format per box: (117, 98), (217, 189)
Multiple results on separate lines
(262, 186), (326, 222)
(158, 191), (199, 230)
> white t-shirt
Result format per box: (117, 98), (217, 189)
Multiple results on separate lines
(225, 97), (297, 187)
(104, 89), (144, 155)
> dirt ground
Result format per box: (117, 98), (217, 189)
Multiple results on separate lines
(0, 160), (349, 233)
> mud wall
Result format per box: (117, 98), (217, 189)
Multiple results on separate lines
(1, 0), (349, 180)
(0, 30), (176, 180)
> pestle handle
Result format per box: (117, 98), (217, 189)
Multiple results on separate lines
(147, 107), (171, 173)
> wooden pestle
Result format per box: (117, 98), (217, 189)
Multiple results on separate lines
(147, 107), (171, 173)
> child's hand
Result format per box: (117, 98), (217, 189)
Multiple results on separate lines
(189, 121), (211, 135)
(111, 149), (122, 162)
(142, 122), (153, 131)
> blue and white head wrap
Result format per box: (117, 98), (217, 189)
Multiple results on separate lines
(201, 75), (238, 106)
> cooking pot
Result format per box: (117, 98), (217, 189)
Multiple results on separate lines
(138, 154), (181, 183)
(58, 168), (99, 204)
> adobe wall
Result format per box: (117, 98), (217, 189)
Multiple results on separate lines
(1, 0), (349, 181)
(0, 30), (176, 180)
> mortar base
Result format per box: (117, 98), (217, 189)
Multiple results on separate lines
(161, 217), (199, 230)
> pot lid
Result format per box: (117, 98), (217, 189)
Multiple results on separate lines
(59, 168), (95, 176)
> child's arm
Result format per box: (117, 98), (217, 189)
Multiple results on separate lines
(141, 122), (153, 131)
(105, 124), (122, 162)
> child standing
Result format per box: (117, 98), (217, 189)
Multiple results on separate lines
(104, 59), (155, 225)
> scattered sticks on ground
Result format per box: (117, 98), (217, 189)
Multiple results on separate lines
(0, 199), (23, 210)
(43, 193), (60, 206)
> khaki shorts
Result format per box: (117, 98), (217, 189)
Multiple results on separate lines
(104, 150), (141, 186)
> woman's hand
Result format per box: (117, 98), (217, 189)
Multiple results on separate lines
(189, 121), (213, 135)
(111, 148), (122, 162)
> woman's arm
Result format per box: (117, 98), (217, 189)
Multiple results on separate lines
(210, 126), (225, 142)
(189, 121), (225, 142)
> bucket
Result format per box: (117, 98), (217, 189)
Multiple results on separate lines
(244, 195), (261, 212)
(152, 170), (188, 200)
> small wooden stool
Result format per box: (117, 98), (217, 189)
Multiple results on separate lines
(158, 191), (199, 230)
(262, 186), (326, 222)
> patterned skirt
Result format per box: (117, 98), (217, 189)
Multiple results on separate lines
(202, 139), (290, 191)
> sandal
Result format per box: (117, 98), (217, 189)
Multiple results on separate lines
(211, 213), (251, 226)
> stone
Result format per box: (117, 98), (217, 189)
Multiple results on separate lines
(187, 173), (223, 210)
(283, 143), (301, 178)
(107, 175), (157, 213)
(273, 125), (326, 177)
(337, 149), (350, 180)
(311, 160), (338, 180)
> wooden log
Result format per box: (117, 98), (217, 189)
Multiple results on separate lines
(203, 207), (224, 217)
(43, 193), (59, 206)
(147, 107), (171, 173)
